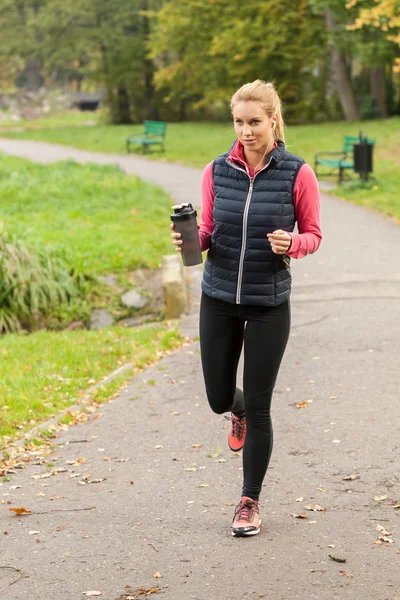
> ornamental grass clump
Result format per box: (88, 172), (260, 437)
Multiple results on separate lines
(0, 230), (82, 334)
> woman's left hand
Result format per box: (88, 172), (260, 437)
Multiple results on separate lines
(267, 229), (292, 254)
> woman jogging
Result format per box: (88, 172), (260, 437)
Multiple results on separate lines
(170, 80), (322, 537)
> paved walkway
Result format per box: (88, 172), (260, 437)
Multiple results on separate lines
(1, 138), (400, 600)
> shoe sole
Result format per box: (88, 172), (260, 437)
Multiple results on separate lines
(228, 442), (244, 452)
(231, 520), (261, 537)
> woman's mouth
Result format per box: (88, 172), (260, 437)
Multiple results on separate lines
(243, 139), (256, 144)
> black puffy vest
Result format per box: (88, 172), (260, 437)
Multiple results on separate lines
(201, 140), (304, 306)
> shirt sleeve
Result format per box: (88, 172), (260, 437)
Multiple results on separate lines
(286, 163), (322, 259)
(199, 161), (215, 252)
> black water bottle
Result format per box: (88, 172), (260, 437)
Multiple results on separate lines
(170, 203), (202, 267)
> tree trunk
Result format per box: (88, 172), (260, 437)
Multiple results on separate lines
(24, 57), (42, 90)
(142, 1), (158, 120)
(369, 67), (387, 117)
(115, 85), (132, 124)
(325, 9), (360, 121)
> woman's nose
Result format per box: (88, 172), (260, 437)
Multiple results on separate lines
(243, 124), (252, 136)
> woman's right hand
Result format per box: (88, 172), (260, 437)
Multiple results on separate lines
(170, 223), (183, 253)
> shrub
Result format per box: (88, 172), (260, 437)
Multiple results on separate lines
(0, 229), (83, 334)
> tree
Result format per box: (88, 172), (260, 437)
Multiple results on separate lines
(150, 0), (327, 122)
(347, 0), (400, 72)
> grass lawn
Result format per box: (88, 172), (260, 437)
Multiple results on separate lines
(3, 117), (399, 221)
(0, 324), (182, 449)
(0, 154), (173, 274)
(0, 109), (103, 130)
(0, 154), (185, 450)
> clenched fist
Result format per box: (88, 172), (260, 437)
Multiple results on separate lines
(267, 229), (292, 254)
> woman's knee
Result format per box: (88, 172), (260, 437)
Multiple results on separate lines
(206, 389), (233, 414)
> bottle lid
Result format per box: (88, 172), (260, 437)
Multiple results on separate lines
(170, 203), (197, 221)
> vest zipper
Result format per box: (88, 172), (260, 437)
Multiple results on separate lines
(225, 157), (273, 304)
(236, 177), (254, 304)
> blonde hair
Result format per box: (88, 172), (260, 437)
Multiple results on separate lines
(230, 80), (285, 143)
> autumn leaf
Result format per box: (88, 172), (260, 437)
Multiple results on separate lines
(329, 554), (346, 563)
(376, 524), (392, 536)
(153, 571), (161, 578)
(343, 475), (360, 481)
(83, 592), (102, 597)
(305, 504), (327, 512)
(296, 401), (308, 409)
(292, 513), (308, 519)
(295, 496), (304, 502)
(191, 444), (203, 448)
(9, 507), (32, 515)
(373, 495), (388, 502)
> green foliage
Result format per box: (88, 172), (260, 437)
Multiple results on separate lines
(0, 228), (82, 334)
(150, 0), (327, 121)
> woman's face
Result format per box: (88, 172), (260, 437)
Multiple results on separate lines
(233, 101), (275, 152)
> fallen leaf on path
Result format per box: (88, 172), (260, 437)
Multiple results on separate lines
(339, 570), (352, 577)
(295, 497), (304, 502)
(9, 485), (22, 490)
(329, 554), (346, 563)
(376, 524), (392, 536)
(296, 402), (308, 409)
(327, 544), (336, 548)
(154, 445), (163, 450)
(185, 467), (197, 472)
(153, 571), (161, 578)
(316, 488), (327, 492)
(393, 504), (400, 510)
(199, 484), (210, 488)
(127, 588), (160, 597)
(83, 593), (102, 597)
(374, 495), (388, 502)
(306, 504), (327, 511)
(191, 444), (203, 448)
(292, 513), (308, 519)
(9, 507), (32, 516)
(29, 530), (40, 535)
(343, 475), (360, 481)
(374, 536), (394, 544)
(66, 458), (87, 466)
(215, 458), (227, 463)
(32, 473), (51, 480)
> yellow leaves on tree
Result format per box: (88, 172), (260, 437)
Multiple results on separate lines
(346, 0), (400, 71)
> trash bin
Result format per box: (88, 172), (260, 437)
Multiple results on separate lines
(353, 132), (373, 181)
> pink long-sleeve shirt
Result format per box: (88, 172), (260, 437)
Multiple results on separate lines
(198, 140), (322, 259)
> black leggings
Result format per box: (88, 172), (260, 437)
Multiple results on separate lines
(199, 292), (290, 501)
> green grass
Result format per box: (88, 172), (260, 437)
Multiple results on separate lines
(0, 109), (103, 130)
(0, 153), (184, 449)
(3, 117), (399, 220)
(0, 154), (173, 274)
(0, 324), (183, 448)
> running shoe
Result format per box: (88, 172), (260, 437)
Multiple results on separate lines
(226, 413), (246, 451)
(231, 497), (261, 537)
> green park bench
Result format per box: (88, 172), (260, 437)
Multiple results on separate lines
(126, 120), (166, 154)
(314, 135), (375, 184)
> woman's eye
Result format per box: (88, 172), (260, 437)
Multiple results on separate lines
(252, 120), (260, 124)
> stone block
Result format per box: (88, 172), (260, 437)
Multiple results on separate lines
(162, 254), (188, 319)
